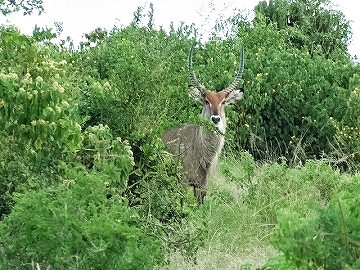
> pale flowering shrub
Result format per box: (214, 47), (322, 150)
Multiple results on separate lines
(0, 61), (82, 158)
(36, 59), (67, 78)
(8, 73), (18, 81)
(0, 27), (85, 222)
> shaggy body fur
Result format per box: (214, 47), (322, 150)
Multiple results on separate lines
(162, 124), (224, 204)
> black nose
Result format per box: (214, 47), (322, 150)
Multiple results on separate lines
(211, 115), (221, 124)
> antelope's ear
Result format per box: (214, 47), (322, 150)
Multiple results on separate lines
(189, 86), (204, 103)
(224, 88), (244, 104)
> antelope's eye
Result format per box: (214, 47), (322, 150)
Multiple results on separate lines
(221, 100), (226, 105)
(204, 99), (210, 105)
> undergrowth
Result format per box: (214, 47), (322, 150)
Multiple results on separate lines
(162, 152), (360, 269)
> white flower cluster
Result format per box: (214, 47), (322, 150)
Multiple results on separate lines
(118, 138), (135, 166)
(21, 73), (33, 85)
(0, 72), (19, 82)
(53, 81), (65, 94)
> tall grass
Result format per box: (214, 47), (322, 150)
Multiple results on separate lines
(161, 152), (358, 269)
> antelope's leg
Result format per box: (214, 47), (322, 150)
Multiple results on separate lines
(194, 186), (206, 204)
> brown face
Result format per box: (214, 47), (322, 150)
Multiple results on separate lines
(203, 91), (228, 124)
(200, 89), (244, 132)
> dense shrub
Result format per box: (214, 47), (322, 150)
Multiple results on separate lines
(75, 25), (197, 138)
(264, 184), (360, 269)
(254, 0), (352, 59)
(0, 134), (30, 217)
(226, 20), (359, 164)
(79, 124), (134, 189)
(0, 26), (82, 162)
(72, 24), (200, 222)
(0, 24), (206, 264)
(0, 166), (162, 269)
(0, 26), (83, 218)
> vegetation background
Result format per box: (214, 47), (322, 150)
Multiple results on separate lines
(1, 0), (360, 269)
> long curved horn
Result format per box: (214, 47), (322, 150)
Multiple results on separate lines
(224, 45), (244, 92)
(188, 45), (206, 93)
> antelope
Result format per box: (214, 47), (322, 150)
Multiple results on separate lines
(162, 45), (245, 204)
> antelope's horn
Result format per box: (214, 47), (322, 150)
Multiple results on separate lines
(188, 45), (206, 93)
(225, 45), (245, 92)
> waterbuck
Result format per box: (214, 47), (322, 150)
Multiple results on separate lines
(162, 45), (245, 204)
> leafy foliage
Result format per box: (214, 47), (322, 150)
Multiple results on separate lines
(265, 185), (360, 269)
(73, 23), (200, 235)
(76, 25), (197, 137)
(79, 124), (134, 189)
(0, 0), (44, 16)
(254, 0), (352, 58)
(0, 26), (82, 161)
(0, 165), (162, 270)
(0, 20), (206, 268)
(0, 26), (80, 218)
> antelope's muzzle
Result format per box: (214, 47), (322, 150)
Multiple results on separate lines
(211, 115), (221, 124)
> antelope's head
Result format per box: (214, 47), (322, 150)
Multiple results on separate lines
(188, 45), (245, 132)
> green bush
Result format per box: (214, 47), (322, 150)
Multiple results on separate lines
(0, 26), (84, 218)
(0, 26), (82, 162)
(236, 22), (357, 162)
(254, 0), (351, 59)
(265, 185), (360, 269)
(0, 133), (63, 219)
(0, 134), (30, 217)
(79, 124), (134, 189)
(0, 166), (162, 270)
(75, 25), (197, 138)
(0, 64), (82, 159)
